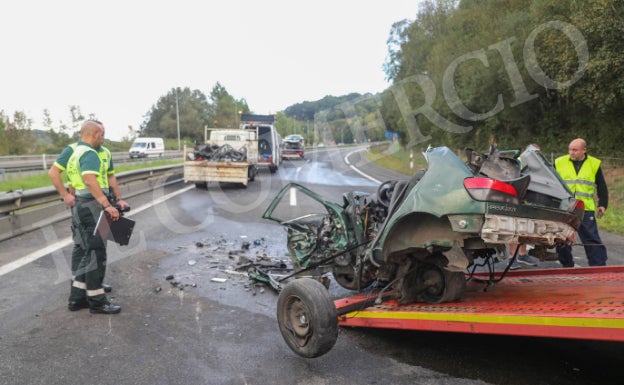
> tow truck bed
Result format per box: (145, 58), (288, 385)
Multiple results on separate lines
(335, 266), (624, 342)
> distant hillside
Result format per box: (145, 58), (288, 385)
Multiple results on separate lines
(283, 93), (375, 120)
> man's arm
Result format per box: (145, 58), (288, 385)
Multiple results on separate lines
(83, 174), (120, 221)
(48, 165), (75, 207)
(595, 166), (609, 218)
(107, 174), (128, 209)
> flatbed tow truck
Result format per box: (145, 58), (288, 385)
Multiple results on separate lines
(334, 266), (624, 342)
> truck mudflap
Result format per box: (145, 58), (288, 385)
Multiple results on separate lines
(335, 266), (624, 342)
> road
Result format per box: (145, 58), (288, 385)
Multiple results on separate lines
(0, 146), (622, 385)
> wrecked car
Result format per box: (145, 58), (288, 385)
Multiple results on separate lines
(263, 144), (584, 357)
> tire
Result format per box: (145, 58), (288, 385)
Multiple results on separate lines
(194, 182), (207, 189)
(248, 166), (256, 182)
(276, 278), (338, 358)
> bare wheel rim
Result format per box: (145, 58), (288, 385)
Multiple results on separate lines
(284, 296), (311, 346)
(420, 265), (445, 301)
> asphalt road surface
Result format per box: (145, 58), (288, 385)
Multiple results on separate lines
(0, 146), (622, 385)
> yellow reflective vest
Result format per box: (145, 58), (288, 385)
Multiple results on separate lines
(555, 154), (600, 211)
(66, 144), (111, 196)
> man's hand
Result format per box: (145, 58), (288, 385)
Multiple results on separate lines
(116, 199), (129, 210)
(62, 194), (76, 207)
(104, 205), (120, 221)
(596, 206), (606, 219)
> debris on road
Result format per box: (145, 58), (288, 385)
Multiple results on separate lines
(160, 234), (293, 295)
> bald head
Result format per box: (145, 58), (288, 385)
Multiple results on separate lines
(80, 120), (105, 148)
(568, 138), (587, 161)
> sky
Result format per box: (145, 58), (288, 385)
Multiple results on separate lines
(0, 0), (419, 141)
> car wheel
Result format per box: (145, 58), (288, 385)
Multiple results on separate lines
(277, 278), (338, 358)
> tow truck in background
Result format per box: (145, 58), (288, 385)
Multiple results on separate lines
(282, 134), (305, 160)
(264, 144), (624, 358)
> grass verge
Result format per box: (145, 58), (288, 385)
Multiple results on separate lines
(0, 159), (182, 192)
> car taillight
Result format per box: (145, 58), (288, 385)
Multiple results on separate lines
(464, 177), (519, 204)
(573, 199), (584, 212)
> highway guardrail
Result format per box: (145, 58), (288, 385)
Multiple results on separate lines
(0, 164), (183, 242)
(0, 151), (182, 177)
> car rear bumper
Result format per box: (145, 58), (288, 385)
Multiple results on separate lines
(480, 213), (576, 246)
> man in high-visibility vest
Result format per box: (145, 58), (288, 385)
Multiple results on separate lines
(65, 120), (128, 314)
(554, 138), (608, 267)
(49, 134), (124, 299)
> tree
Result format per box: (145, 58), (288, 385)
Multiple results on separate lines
(0, 111), (38, 155)
(378, 0), (624, 155)
(42, 109), (72, 152)
(208, 82), (249, 128)
(140, 87), (212, 143)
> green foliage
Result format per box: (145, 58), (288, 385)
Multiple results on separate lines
(0, 111), (38, 155)
(596, 163), (624, 234)
(140, 87), (212, 143)
(381, 0), (624, 155)
(137, 84), (252, 144)
(283, 93), (386, 145)
(208, 82), (250, 129)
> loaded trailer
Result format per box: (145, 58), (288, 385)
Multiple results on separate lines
(183, 128), (258, 188)
(277, 266), (624, 358)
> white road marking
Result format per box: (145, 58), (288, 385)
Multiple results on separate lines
(289, 187), (297, 206)
(344, 149), (381, 184)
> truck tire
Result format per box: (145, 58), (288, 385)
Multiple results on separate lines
(248, 166), (256, 182)
(195, 182), (207, 189)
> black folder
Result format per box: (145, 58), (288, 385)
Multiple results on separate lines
(94, 210), (135, 246)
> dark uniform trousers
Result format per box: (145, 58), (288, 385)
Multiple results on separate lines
(69, 198), (108, 306)
(557, 210), (608, 267)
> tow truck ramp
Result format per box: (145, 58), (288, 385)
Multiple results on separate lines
(335, 266), (624, 342)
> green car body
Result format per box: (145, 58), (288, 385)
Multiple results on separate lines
(263, 145), (583, 303)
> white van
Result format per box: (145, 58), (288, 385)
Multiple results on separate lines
(240, 114), (282, 173)
(129, 137), (165, 158)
